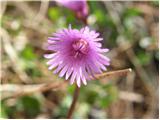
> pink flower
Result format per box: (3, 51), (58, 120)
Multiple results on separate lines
(44, 25), (110, 87)
(55, 0), (88, 19)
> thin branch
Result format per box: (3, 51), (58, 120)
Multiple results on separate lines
(67, 85), (80, 119)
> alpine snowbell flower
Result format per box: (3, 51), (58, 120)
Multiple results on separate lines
(55, 0), (88, 19)
(44, 26), (110, 87)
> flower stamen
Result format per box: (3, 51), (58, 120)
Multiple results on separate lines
(72, 39), (88, 58)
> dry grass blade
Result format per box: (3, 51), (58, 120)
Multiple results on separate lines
(119, 91), (144, 103)
(1, 81), (67, 100)
(92, 68), (132, 80)
(1, 68), (131, 100)
(1, 28), (32, 83)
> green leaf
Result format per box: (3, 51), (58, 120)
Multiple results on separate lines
(137, 50), (152, 65)
(25, 67), (42, 77)
(48, 7), (61, 21)
(86, 90), (98, 104)
(1, 100), (17, 118)
(54, 95), (72, 118)
(0, 101), (8, 118)
(64, 9), (76, 24)
(123, 8), (142, 18)
(99, 84), (118, 108)
(54, 105), (68, 118)
(151, 0), (159, 7)
(18, 96), (41, 118)
(67, 84), (76, 94)
(20, 45), (36, 61)
(19, 45), (42, 77)
(155, 50), (159, 60)
(74, 103), (90, 118)
(94, 10), (107, 26)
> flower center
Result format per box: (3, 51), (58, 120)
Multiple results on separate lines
(72, 39), (88, 58)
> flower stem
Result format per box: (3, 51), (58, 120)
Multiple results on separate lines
(67, 85), (80, 119)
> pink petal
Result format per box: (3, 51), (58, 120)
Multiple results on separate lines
(44, 53), (57, 59)
(94, 38), (103, 41)
(66, 67), (73, 80)
(70, 70), (77, 84)
(48, 37), (60, 41)
(59, 65), (68, 77)
(84, 26), (89, 33)
(96, 48), (109, 53)
(53, 61), (64, 74)
(82, 75), (87, 85)
(48, 62), (59, 70)
(76, 74), (81, 87)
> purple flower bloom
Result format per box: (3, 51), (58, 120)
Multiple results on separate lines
(44, 25), (110, 87)
(55, 0), (88, 18)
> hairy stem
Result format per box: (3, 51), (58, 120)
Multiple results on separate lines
(67, 85), (80, 119)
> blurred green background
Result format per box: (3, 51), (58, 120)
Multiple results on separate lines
(1, 1), (159, 119)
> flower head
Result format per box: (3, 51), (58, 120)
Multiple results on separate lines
(55, 0), (88, 19)
(44, 25), (110, 87)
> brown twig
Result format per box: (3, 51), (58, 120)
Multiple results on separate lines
(67, 85), (80, 119)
